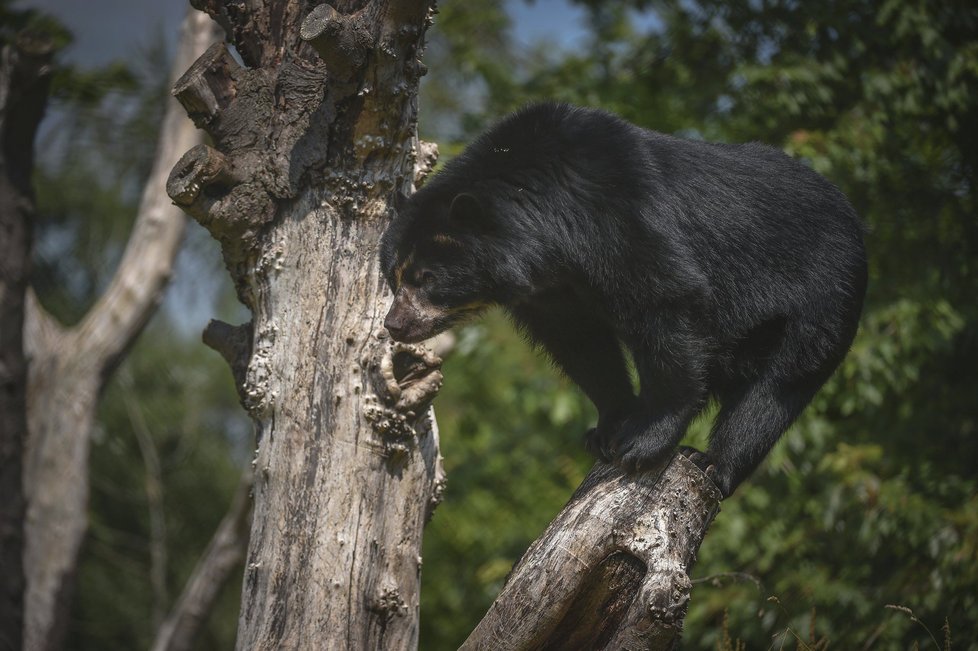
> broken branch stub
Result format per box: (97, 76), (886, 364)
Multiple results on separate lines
(172, 42), (242, 130)
(202, 319), (253, 402)
(164, 142), (272, 308)
(166, 144), (241, 216)
(299, 4), (372, 81)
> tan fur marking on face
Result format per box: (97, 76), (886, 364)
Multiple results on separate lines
(394, 250), (415, 289)
(425, 301), (451, 320)
(446, 299), (489, 315)
(432, 233), (463, 247)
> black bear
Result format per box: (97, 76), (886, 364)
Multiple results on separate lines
(380, 102), (866, 498)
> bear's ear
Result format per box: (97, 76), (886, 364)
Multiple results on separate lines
(448, 193), (487, 228)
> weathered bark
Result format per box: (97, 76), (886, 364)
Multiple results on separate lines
(0, 31), (55, 651)
(151, 468), (253, 651)
(20, 12), (219, 651)
(168, 1), (442, 647)
(462, 454), (721, 650)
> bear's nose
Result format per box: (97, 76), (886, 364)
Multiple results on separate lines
(384, 313), (408, 341)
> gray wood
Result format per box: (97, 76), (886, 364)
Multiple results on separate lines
(462, 455), (721, 650)
(167, 1), (442, 648)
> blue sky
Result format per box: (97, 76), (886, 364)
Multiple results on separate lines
(19, 0), (187, 68)
(18, 0), (591, 69)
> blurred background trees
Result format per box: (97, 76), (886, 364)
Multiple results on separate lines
(14, 0), (977, 648)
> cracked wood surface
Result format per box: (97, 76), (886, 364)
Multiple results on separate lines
(168, 1), (442, 648)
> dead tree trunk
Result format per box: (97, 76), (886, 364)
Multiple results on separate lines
(0, 31), (55, 651)
(20, 13), (218, 651)
(166, 1), (442, 648)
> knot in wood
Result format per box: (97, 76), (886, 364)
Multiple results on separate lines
(369, 586), (408, 622)
(363, 340), (442, 451)
(645, 569), (692, 625)
(377, 341), (443, 413)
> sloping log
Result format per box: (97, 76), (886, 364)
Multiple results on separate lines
(463, 453), (721, 650)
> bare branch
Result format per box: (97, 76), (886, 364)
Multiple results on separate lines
(0, 31), (55, 651)
(22, 290), (63, 359)
(461, 454), (721, 650)
(21, 12), (221, 651)
(150, 468), (253, 651)
(201, 319), (253, 396)
(70, 10), (222, 375)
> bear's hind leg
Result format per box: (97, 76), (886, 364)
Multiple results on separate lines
(704, 358), (831, 498)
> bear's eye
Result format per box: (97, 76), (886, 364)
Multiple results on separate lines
(417, 270), (436, 286)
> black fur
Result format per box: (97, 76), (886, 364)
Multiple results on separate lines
(380, 102), (867, 497)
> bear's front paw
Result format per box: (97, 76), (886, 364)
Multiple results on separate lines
(585, 407), (633, 462)
(678, 448), (734, 497)
(584, 426), (614, 463)
(605, 412), (681, 473)
(612, 433), (672, 474)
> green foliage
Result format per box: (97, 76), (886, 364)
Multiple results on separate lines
(418, 0), (978, 648)
(0, 0), (72, 50)
(418, 0), (521, 141)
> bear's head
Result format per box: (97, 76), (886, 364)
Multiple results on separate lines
(379, 190), (504, 343)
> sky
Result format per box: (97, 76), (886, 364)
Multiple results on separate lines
(17, 0), (591, 70)
(18, 0), (187, 68)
